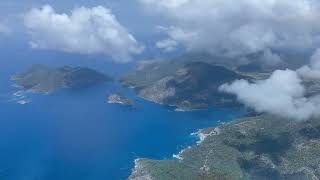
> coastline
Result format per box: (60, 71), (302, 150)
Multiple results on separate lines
(133, 92), (209, 112)
(127, 84), (244, 113)
(129, 114), (320, 179)
(129, 159), (153, 180)
(129, 118), (232, 179)
(122, 83), (209, 112)
(126, 86), (248, 179)
(11, 77), (38, 105)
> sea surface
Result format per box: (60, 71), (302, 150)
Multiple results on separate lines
(0, 44), (245, 180)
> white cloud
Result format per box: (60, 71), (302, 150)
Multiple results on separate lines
(140, 0), (320, 59)
(297, 48), (320, 79)
(156, 38), (178, 52)
(24, 5), (144, 62)
(142, 0), (189, 9)
(220, 69), (320, 120)
(259, 49), (284, 68)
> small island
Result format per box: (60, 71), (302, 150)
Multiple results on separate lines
(17, 99), (32, 105)
(108, 94), (135, 106)
(12, 64), (112, 94)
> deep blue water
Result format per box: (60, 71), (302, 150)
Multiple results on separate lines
(0, 44), (244, 180)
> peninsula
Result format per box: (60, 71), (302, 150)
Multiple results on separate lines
(12, 64), (112, 94)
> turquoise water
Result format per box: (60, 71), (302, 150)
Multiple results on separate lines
(0, 46), (244, 179)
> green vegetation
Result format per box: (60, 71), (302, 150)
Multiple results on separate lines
(13, 64), (111, 93)
(130, 115), (320, 180)
(121, 54), (257, 111)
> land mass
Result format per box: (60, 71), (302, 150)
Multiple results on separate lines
(121, 53), (267, 111)
(108, 94), (135, 106)
(126, 53), (320, 179)
(12, 64), (111, 94)
(130, 115), (320, 180)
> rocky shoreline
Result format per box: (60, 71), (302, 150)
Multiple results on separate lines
(122, 61), (252, 112)
(108, 94), (134, 106)
(129, 115), (320, 179)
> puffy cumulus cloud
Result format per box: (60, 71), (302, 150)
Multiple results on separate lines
(140, 0), (320, 60)
(24, 5), (144, 62)
(220, 69), (320, 120)
(156, 38), (178, 52)
(298, 48), (320, 79)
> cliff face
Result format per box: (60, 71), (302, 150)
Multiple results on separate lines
(129, 115), (320, 180)
(13, 64), (111, 93)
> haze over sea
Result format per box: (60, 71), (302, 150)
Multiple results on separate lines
(0, 43), (244, 180)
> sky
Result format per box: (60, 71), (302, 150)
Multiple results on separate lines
(0, 0), (170, 62)
(0, 0), (169, 40)
(2, 0), (320, 63)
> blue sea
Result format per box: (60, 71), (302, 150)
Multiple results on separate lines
(0, 42), (244, 180)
